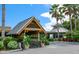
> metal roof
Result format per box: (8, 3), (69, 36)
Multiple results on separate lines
(7, 16), (45, 35)
(7, 16), (33, 35)
(50, 27), (69, 33)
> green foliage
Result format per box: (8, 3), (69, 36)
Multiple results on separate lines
(62, 19), (79, 31)
(40, 34), (49, 45)
(0, 41), (4, 49)
(44, 40), (49, 45)
(23, 35), (31, 44)
(23, 35), (31, 48)
(50, 5), (79, 38)
(23, 35), (41, 48)
(3, 37), (14, 48)
(48, 38), (54, 42)
(0, 37), (2, 41)
(65, 31), (79, 39)
(7, 41), (18, 49)
(62, 21), (70, 30)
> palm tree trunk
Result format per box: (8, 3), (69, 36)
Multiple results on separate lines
(60, 19), (63, 24)
(74, 18), (76, 31)
(57, 19), (60, 39)
(2, 4), (5, 40)
(69, 15), (72, 38)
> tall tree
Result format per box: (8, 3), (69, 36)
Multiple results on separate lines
(2, 4), (5, 40)
(72, 5), (79, 31)
(59, 7), (65, 24)
(62, 19), (79, 31)
(49, 4), (63, 38)
(62, 4), (73, 37)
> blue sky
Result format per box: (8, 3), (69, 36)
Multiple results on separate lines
(0, 4), (57, 31)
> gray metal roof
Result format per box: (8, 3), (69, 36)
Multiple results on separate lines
(7, 16), (34, 35)
(50, 27), (68, 33)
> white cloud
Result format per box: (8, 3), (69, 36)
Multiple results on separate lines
(40, 12), (69, 31)
(41, 12), (56, 31)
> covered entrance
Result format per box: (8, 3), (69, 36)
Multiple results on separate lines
(7, 16), (46, 41)
(24, 28), (41, 41)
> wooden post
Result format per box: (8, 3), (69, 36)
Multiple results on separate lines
(38, 32), (40, 41)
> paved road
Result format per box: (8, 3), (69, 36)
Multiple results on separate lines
(1, 41), (79, 54)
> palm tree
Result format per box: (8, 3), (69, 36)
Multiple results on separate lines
(59, 7), (65, 24)
(49, 4), (62, 38)
(2, 4), (5, 40)
(62, 4), (73, 37)
(72, 5), (79, 31)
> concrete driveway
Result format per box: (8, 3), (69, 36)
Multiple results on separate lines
(1, 41), (79, 54)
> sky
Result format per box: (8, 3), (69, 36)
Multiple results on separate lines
(0, 4), (61, 31)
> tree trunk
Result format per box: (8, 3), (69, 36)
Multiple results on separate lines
(2, 4), (5, 40)
(74, 18), (77, 31)
(57, 19), (60, 39)
(69, 15), (72, 38)
(60, 19), (63, 24)
(60, 19), (64, 27)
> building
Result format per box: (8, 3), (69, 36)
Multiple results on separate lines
(0, 26), (11, 36)
(47, 24), (68, 38)
(7, 16), (46, 40)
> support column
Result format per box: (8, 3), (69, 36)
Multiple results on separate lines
(38, 32), (40, 41)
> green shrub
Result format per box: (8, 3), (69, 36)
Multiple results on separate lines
(66, 34), (79, 39)
(48, 38), (54, 41)
(23, 35), (31, 48)
(3, 37), (14, 48)
(7, 41), (18, 49)
(44, 40), (49, 45)
(23, 35), (31, 44)
(40, 34), (49, 45)
(0, 37), (2, 41)
(65, 31), (79, 39)
(0, 41), (4, 50)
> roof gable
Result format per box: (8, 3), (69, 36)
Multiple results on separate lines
(8, 16), (46, 35)
(27, 20), (40, 28)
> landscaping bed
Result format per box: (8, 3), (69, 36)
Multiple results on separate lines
(0, 34), (49, 51)
(62, 38), (79, 42)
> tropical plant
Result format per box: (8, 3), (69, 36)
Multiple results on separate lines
(0, 41), (4, 50)
(23, 35), (31, 44)
(61, 4), (79, 37)
(7, 41), (18, 49)
(59, 7), (65, 24)
(48, 38), (54, 42)
(23, 35), (31, 48)
(3, 37), (14, 48)
(40, 34), (49, 45)
(0, 37), (2, 41)
(61, 4), (74, 37)
(62, 19), (79, 31)
(49, 4), (64, 38)
(71, 4), (79, 31)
